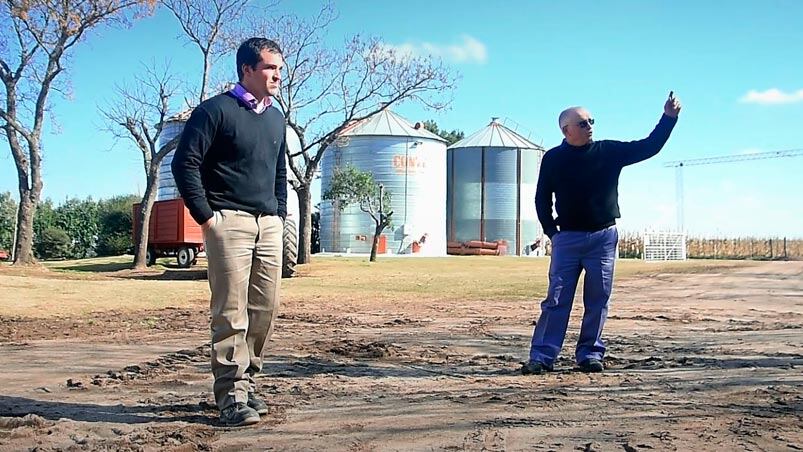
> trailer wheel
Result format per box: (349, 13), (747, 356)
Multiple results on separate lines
(146, 247), (157, 266)
(177, 246), (194, 268)
(282, 218), (297, 278)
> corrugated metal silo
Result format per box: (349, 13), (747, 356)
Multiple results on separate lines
(320, 109), (448, 255)
(155, 112), (191, 201)
(447, 118), (545, 255)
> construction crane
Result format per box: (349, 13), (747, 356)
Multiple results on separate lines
(664, 148), (803, 231)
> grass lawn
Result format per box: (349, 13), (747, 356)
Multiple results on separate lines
(0, 255), (751, 318)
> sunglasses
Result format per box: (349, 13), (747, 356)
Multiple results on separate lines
(577, 118), (595, 129)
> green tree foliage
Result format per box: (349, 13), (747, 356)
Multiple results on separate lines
(33, 199), (57, 259)
(96, 195), (138, 256)
(422, 120), (465, 146)
(35, 227), (72, 260)
(0, 192), (17, 252)
(31, 195), (138, 260)
(55, 198), (100, 258)
(311, 209), (321, 254)
(323, 166), (392, 262)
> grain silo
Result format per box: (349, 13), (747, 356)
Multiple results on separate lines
(320, 108), (448, 255)
(447, 118), (545, 255)
(156, 110), (192, 201)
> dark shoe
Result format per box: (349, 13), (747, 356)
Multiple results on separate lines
(522, 361), (553, 375)
(247, 393), (269, 415)
(219, 402), (260, 427)
(578, 358), (604, 373)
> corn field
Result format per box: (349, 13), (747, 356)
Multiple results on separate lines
(617, 233), (803, 260)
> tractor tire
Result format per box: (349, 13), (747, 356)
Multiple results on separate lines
(282, 218), (298, 278)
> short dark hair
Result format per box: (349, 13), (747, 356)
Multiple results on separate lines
(236, 37), (282, 81)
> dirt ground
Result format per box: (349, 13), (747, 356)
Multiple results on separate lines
(0, 260), (801, 451)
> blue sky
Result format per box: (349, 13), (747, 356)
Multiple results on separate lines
(2, 0), (802, 238)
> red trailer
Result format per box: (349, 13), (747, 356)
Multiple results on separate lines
(133, 199), (204, 268)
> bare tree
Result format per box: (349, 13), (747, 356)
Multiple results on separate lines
(102, 0), (267, 269)
(242, 3), (458, 264)
(162, 0), (254, 104)
(100, 63), (180, 269)
(0, 0), (154, 265)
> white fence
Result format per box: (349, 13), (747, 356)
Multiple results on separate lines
(643, 231), (687, 261)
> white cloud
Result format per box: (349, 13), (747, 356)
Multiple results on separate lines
(739, 88), (803, 105)
(385, 35), (488, 64)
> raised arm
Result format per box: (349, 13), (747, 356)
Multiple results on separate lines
(611, 92), (682, 166)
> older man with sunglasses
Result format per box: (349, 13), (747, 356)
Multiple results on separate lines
(524, 92), (682, 375)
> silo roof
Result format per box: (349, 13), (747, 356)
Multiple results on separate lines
(340, 108), (447, 142)
(448, 118), (543, 150)
(165, 108), (194, 123)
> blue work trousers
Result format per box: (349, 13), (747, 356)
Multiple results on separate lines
(529, 226), (618, 365)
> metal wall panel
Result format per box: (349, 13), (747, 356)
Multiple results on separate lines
(320, 136), (447, 255)
(447, 146), (544, 254)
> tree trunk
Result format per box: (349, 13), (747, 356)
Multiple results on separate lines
(297, 184), (312, 264)
(13, 189), (37, 265)
(13, 140), (43, 266)
(370, 224), (382, 262)
(369, 222), (389, 263)
(133, 166), (160, 269)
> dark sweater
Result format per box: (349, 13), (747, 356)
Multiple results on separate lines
(535, 114), (677, 238)
(171, 93), (288, 225)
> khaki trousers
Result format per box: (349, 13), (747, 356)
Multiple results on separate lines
(204, 209), (282, 410)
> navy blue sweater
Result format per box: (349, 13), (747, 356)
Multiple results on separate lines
(171, 93), (288, 225)
(535, 114), (677, 238)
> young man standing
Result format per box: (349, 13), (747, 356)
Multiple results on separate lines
(172, 37), (287, 426)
